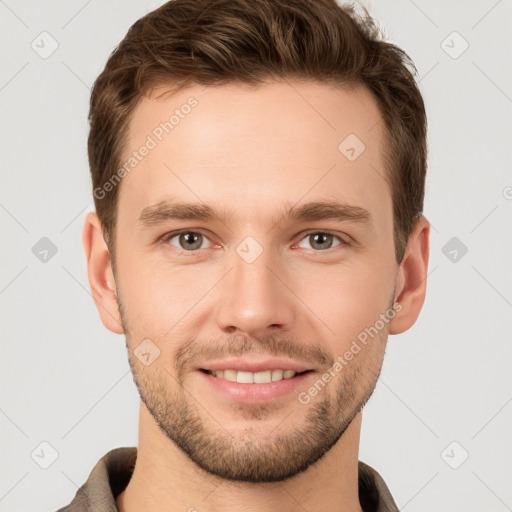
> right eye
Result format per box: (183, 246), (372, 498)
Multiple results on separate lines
(161, 230), (214, 252)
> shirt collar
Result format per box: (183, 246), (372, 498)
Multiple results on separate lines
(57, 447), (398, 512)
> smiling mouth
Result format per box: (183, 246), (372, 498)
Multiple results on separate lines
(199, 368), (312, 384)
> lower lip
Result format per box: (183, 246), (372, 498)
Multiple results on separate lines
(197, 370), (314, 403)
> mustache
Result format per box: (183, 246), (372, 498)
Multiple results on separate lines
(173, 333), (333, 374)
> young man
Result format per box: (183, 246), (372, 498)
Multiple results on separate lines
(59, 0), (430, 510)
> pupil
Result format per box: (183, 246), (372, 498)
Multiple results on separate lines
(313, 233), (331, 250)
(182, 232), (200, 250)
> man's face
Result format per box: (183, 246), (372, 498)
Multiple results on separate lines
(113, 80), (399, 482)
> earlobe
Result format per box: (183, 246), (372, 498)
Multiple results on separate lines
(82, 211), (124, 334)
(389, 215), (430, 335)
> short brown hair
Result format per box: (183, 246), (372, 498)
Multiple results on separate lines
(88, 0), (427, 264)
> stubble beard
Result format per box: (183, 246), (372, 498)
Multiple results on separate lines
(118, 295), (389, 483)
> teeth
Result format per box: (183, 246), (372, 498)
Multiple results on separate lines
(209, 368), (299, 383)
(237, 371), (253, 384)
(253, 370), (271, 383)
(271, 369), (283, 381)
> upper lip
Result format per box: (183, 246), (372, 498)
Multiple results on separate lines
(198, 358), (313, 373)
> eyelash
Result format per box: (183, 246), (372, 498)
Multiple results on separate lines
(159, 229), (350, 255)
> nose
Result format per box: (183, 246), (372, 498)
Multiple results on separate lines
(215, 247), (296, 338)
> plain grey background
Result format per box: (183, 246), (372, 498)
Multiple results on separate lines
(1, 1), (511, 511)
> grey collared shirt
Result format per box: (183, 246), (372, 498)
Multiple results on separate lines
(56, 447), (399, 511)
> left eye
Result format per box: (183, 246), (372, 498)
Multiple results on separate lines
(162, 231), (345, 253)
(165, 231), (211, 251)
(296, 232), (344, 251)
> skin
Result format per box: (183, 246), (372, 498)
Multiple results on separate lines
(83, 79), (430, 512)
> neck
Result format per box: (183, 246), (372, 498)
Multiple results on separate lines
(116, 403), (364, 512)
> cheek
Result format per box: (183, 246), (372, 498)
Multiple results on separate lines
(295, 262), (393, 347)
(116, 252), (215, 335)
(116, 235), (395, 345)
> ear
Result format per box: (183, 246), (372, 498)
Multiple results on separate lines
(82, 211), (124, 334)
(389, 215), (430, 335)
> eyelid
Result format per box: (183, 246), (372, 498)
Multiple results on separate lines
(293, 230), (350, 250)
(160, 229), (218, 252)
(160, 228), (350, 253)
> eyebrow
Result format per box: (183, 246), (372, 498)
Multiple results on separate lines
(138, 199), (372, 229)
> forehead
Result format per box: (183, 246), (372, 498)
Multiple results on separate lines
(118, 80), (390, 229)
